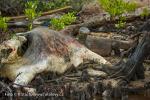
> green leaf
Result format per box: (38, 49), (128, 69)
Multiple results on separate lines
(51, 12), (76, 30)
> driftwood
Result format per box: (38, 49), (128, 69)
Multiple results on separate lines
(6, 6), (71, 28)
(8, 6), (72, 20)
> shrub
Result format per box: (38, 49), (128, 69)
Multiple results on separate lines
(24, 0), (41, 30)
(0, 16), (9, 31)
(99, 0), (137, 28)
(51, 12), (76, 30)
(140, 7), (150, 19)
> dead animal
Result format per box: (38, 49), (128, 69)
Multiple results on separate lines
(0, 27), (111, 91)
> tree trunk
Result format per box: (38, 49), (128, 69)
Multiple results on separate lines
(104, 33), (150, 81)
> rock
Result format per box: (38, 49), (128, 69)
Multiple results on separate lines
(79, 0), (102, 15)
(85, 34), (136, 56)
(79, 27), (90, 34)
(78, 27), (90, 44)
(78, 0), (104, 22)
(85, 35), (112, 56)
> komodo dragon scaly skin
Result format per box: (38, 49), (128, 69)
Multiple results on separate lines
(0, 27), (111, 90)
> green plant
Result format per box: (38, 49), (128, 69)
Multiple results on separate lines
(125, 2), (137, 12)
(115, 17), (126, 29)
(37, 0), (92, 11)
(51, 12), (76, 30)
(140, 7), (150, 19)
(53, 0), (70, 8)
(37, 0), (70, 12)
(24, 0), (41, 30)
(0, 16), (9, 31)
(37, 2), (55, 11)
(99, 0), (137, 28)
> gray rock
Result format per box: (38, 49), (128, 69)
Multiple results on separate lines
(78, 27), (90, 44)
(79, 27), (90, 34)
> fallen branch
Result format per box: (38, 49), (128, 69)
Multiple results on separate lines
(8, 6), (72, 20)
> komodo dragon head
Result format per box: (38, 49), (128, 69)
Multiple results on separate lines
(0, 36), (27, 66)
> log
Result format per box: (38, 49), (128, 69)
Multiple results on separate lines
(8, 6), (72, 20)
(6, 6), (71, 28)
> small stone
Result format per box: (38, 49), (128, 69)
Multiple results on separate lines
(78, 27), (90, 43)
(79, 27), (90, 34)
